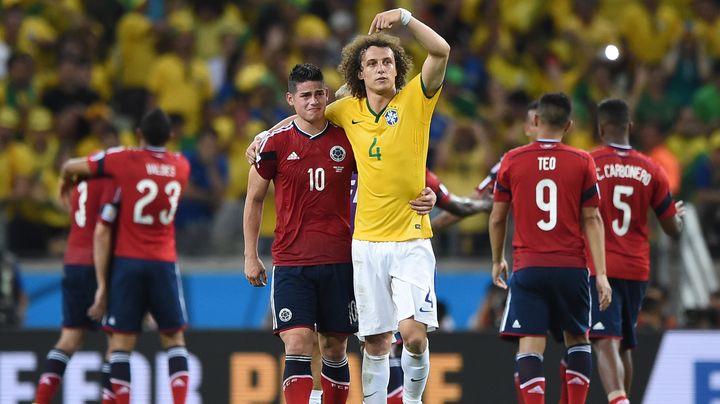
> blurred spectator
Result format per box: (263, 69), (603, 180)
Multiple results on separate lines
(0, 250), (28, 329)
(637, 284), (676, 331)
(0, 52), (37, 113)
(693, 132), (720, 255)
(637, 122), (682, 195)
(617, 0), (683, 64)
(470, 284), (508, 331)
(691, 59), (720, 126)
(147, 30), (212, 137)
(0, 106), (30, 251)
(41, 55), (100, 142)
(176, 127), (228, 255)
(630, 65), (681, 131)
(666, 107), (708, 172)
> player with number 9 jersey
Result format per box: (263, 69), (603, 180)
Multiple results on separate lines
(494, 140), (600, 271)
(87, 146), (189, 263)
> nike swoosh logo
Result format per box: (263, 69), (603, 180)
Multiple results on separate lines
(363, 392), (377, 398)
(411, 377), (427, 382)
(352, 120), (362, 124)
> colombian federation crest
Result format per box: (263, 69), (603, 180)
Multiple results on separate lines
(384, 108), (399, 126)
(330, 145), (346, 162)
(279, 308), (292, 322)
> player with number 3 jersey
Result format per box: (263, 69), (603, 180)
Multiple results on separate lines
(60, 109), (192, 404)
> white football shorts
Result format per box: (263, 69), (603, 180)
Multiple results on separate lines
(352, 238), (438, 336)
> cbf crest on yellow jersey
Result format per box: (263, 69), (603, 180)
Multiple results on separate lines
(325, 74), (441, 242)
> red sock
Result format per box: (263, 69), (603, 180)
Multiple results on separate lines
(559, 360), (568, 404)
(35, 374), (62, 404)
(609, 396), (630, 404)
(111, 381), (131, 404)
(387, 393), (403, 404)
(321, 374), (349, 404)
(170, 372), (189, 404)
(520, 378), (545, 404)
(283, 376), (313, 404)
(565, 370), (590, 404)
(514, 372), (525, 404)
(102, 388), (116, 404)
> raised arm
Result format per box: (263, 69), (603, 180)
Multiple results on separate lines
(243, 167), (271, 287)
(368, 8), (450, 95)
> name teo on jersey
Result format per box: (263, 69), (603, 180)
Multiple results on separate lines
(596, 163), (652, 186)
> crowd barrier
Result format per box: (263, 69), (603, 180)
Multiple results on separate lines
(3, 330), (715, 403)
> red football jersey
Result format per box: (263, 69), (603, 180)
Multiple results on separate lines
(256, 122), (356, 266)
(494, 140), (600, 271)
(87, 147), (190, 262)
(64, 178), (119, 266)
(425, 169), (452, 210)
(589, 144), (677, 280)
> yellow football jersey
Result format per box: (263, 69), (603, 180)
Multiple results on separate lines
(325, 74), (441, 242)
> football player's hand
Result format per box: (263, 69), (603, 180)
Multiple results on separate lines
(87, 288), (107, 321)
(492, 259), (509, 289)
(596, 274), (612, 311)
(244, 256), (267, 287)
(675, 200), (686, 218)
(245, 131), (267, 165)
(409, 187), (436, 215)
(369, 9), (406, 34)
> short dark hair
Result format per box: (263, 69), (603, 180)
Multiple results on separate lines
(288, 63), (324, 93)
(537, 93), (572, 128)
(528, 100), (539, 111)
(597, 98), (630, 129)
(139, 108), (172, 146)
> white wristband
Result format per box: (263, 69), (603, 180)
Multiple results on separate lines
(399, 8), (412, 26)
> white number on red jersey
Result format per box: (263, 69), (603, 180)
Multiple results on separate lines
(133, 179), (182, 225)
(74, 181), (88, 228)
(611, 185), (634, 236)
(307, 168), (325, 192)
(536, 179), (557, 231)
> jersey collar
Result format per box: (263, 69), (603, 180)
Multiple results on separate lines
(535, 138), (561, 143)
(293, 120), (329, 139)
(144, 146), (166, 152)
(608, 142), (632, 150)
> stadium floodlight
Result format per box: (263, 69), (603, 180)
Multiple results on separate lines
(604, 44), (620, 61)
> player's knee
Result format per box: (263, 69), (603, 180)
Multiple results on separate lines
(319, 334), (348, 360)
(364, 333), (392, 356)
(159, 331), (185, 349)
(563, 332), (589, 347)
(281, 331), (314, 355)
(55, 330), (86, 354)
(403, 335), (427, 354)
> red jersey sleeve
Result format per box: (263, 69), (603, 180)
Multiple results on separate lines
(581, 156), (600, 207)
(255, 134), (279, 180)
(493, 154), (511, 203)
(651, 165), (677, 220)
(98, 179), (120, 225)
(425, 170), (452, 208)
(87, 147), (125, 177)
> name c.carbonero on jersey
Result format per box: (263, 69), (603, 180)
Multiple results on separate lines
(596, 163), (652, 186)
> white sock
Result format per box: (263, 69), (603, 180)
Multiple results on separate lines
(362, 350), (389, 404)
(309, 389), (323, 404)
(402, 343), (430, 403)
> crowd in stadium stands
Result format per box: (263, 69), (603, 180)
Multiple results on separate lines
(0, 0), (719, 328)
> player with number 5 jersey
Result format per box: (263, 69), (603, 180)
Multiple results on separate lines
(587, 99), (683, 404)
(59, 108), (192, 404)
